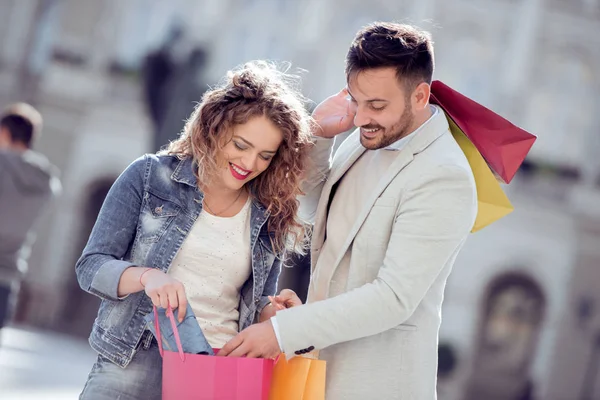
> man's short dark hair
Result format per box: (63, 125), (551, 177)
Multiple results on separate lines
(0, 103), (42, 148)
(346, 22), (435, 91)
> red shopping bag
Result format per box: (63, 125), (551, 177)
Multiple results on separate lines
(155, 307), (274, 400)
(430, 80), (537, 183)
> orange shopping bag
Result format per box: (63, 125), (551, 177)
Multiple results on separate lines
(269, 355), (326, 400)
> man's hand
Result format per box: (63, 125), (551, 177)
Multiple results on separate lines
(312, 88), (357, 138)
(217, 320), (281, 359)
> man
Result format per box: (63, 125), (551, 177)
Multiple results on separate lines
(220, 23), (478, 399)
(0, 103), (60, 336)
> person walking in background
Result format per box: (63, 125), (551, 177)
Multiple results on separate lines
(0, 103), (61, 340)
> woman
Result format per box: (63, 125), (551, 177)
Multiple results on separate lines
(76, 61), (311, 399)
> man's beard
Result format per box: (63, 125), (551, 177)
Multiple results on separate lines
(360, 103), (415, 150)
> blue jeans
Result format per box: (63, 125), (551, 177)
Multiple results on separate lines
(79, 340), (162, 400)
(0, 284), (12, 330)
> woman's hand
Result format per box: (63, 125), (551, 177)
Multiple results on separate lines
(142, 269), (188, 322)
(259, 289), (303, 322)
(269, 289), (302, 310)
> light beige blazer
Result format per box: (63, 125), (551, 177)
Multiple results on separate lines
(276, 108), (478, 399)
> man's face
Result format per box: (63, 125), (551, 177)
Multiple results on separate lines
(0, 127), (11, 149)
(347, 67), (416, 150)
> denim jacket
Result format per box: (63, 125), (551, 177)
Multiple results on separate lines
(75, 154), (282, 368)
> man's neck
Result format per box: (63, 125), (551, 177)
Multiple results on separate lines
(409, 104), (433, 134)
(9, 143), (28, 153)
(0, 140), (29, 153)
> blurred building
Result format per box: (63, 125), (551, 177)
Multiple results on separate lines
(0, 0), (599, 399)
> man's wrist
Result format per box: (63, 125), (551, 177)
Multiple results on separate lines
(270, 316), (284, 352)
(312, 124), (326, 138)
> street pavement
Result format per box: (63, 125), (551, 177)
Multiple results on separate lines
(0, 325), (96, 400)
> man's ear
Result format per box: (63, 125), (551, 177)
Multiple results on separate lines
(412, 82), (431, 111)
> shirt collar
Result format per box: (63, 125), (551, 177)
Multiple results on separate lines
(384, 105), (439, 151)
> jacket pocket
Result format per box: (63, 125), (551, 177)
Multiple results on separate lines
(366, 198), (396, 245)
(138, 192), (181, 243)
(392, 324), (418, 331)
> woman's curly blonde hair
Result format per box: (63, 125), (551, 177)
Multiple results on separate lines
(162, 61), (314, 254)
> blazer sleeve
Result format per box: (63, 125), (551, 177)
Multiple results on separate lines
(297, 137), (335, 224)
(274, 164), (477, 353)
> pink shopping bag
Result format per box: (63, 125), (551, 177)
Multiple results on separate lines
(155, 307), (274, 400)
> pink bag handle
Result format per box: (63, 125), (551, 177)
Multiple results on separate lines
(153, 305), (186, 362)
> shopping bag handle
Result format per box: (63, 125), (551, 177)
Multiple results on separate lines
(153, 305), (186, 362)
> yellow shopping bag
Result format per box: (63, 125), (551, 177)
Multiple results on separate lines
(447, 116), (514, 232)
(269, 355), (326, 400)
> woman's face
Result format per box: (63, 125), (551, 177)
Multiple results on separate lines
(216, 115), (284, 191)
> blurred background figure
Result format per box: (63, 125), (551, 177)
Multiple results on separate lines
(152, 45), (210, 152)
(140, 24), (182, 149)
(0, 103), (61, 341)
(0, 1), (599, 399)
(141, 23), (211, 152)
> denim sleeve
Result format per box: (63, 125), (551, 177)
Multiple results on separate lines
(75, 155), (148, 301)
(255, 253), (284, 323)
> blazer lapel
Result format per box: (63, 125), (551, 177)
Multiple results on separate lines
(312, 149), (414, 300)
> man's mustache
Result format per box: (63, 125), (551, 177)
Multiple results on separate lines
(360, 125), (383, 130)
